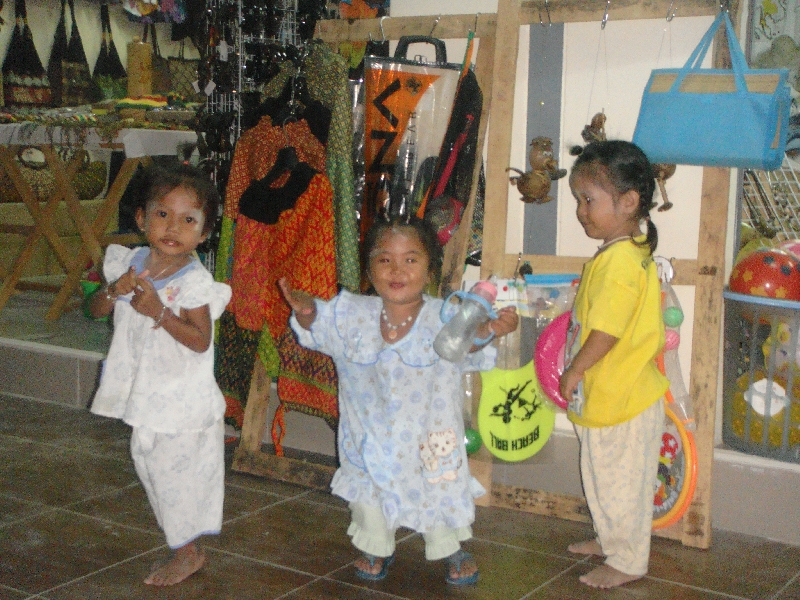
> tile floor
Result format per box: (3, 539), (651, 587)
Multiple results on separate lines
(1, 395), (799, 600)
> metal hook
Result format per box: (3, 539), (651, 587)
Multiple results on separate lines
(473, 12), (480, 36)
(539, 0), (551, 27)
(666, 0), (677, 21)
(379, 15), (387, 42)
(430, 15), (440, 37)
(719, 0), (730, 12)
(601, 0), (611, 29)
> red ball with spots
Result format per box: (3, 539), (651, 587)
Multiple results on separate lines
(729, 249), (800, 300)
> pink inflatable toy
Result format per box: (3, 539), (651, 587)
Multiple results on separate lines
(534, 311), (571, 410)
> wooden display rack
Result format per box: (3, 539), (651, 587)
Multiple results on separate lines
(232, 0), (733, 551)
(0, 144), (147, 320)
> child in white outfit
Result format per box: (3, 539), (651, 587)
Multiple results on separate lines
(90, 164), (231, 586)
(560, 141), (668, 589)
(280, 216), (518, 585)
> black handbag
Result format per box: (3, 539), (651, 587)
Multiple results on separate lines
(93, 3), (127, 100)
(2, 0), (52, 107)
(49, 0), (102, 107)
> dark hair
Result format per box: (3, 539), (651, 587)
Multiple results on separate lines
(135, 164), (221, 235)
(362, 215), (443, 284)
(571, 140), (658, 254)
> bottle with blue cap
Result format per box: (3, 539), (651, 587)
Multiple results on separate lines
(434, 279), (498, 363)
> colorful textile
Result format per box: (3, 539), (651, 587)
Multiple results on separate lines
(261, 44), (360, 291)
(229, 173), (336, 334)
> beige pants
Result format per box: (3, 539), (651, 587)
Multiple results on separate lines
(348, 502), (472, 561)
(575, 397), (664, 576)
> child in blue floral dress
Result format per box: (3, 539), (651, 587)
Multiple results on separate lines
(279, 215), (517, 585)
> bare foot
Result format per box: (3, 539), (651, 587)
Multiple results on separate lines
(580, 564), (642, 589)
(144, 544), (206, 586)
(568, 539), (604, 556)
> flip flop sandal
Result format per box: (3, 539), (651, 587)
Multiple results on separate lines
(355, 554), (395, 581)
(446, 549), (479, 586)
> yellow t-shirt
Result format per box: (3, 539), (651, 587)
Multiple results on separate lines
(566, 237), (668, 427)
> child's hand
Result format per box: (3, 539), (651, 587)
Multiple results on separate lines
(491, 306), (519, 338)
(278, 277), (317, 330)
(560, 366), (581, 401)
(129, 274), (164, 322)
(111, 266), (138, 297)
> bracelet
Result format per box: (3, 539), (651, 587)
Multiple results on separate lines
(474, 328), (496, 346)
(105, 284), (118, 302)
(153, 305), (170, 329)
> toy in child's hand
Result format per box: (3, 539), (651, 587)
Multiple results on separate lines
(534, 311), (571, 410)
(653, 163), (677, 212)
(506, 137), (566, 205)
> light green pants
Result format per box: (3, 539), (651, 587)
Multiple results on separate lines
(348, 502), (472, 561)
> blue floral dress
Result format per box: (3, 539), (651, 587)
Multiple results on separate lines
(291, 291), (495, 533)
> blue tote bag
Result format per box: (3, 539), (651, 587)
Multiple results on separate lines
(632, 11), (790, 171)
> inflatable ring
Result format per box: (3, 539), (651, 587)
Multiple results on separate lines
(652, 404), (698, 530)
(534, 311), (571, 410)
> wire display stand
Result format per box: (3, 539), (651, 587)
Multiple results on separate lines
(741, 160), (800, 241)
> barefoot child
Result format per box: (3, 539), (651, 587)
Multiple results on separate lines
(280, 215), (518, 585)
(89, 164), (231, 586)
(560, 141), (668, 589)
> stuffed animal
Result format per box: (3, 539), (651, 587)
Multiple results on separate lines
(507, 136), (566, 204)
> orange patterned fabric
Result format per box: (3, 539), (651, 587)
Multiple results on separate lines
(223, 116), (327, 221)
(229, 173), (337, 334)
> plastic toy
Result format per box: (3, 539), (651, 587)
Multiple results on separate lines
(477, 361), (555, 461)
(533, 311), (571, 410)
(652, 274), (698, 529)
(728, 249), (800, 301)
(464, 428), (482, 455)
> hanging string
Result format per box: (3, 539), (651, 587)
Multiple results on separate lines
(656, 2), (676, 68)
(585, 25), (609, 125)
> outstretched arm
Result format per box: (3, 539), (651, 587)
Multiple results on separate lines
(471, 306), (519, 352)
(278, 277), (317, 330)
(559, 329), (617, 400)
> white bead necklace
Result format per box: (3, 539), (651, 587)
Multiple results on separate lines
(381, 307), (414, 340)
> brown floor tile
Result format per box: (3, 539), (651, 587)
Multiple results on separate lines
(41, 547), (316, 600)
(0, 509), (161, 595)
(0, 493), (52, 527)
(535, 565), (748, 599)
(472, 504), (597, 558)
(328, 535), (579, 600)
(0, 443), (137, 507)
(282, 578), (414, 599)
(0, 585), (30, 600)
(68, 483), (161, 536)
(0, 396), (130, 460)
(207, 497), (355, 577)
(647, 530), (800, 599)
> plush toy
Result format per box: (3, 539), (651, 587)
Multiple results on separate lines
(506, 136), (567, 204)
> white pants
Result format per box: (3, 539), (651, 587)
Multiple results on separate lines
(131, 420), (225, 549)
(348, 502), (472, 561)
(575, 397), (664, 576)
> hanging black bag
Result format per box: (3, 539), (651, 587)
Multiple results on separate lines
(94, 3), (127, 100)
(144, 23), (172, 95)
(49, 0), (102, 107)
(2, 0), (52, 107)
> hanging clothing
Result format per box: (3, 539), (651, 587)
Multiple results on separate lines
(215, 114), (338, 432)
(259, 43), (360, 292)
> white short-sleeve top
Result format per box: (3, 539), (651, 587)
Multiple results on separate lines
(91, 245), (232, 433)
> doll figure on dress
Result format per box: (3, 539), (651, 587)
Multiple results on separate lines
(89, 164), (232, 586)
(279, 215), (518, 586)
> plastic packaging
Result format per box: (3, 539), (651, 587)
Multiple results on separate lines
(434, 280), (498, 362)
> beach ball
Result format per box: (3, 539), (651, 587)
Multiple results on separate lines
(729, 249), (800, 301)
